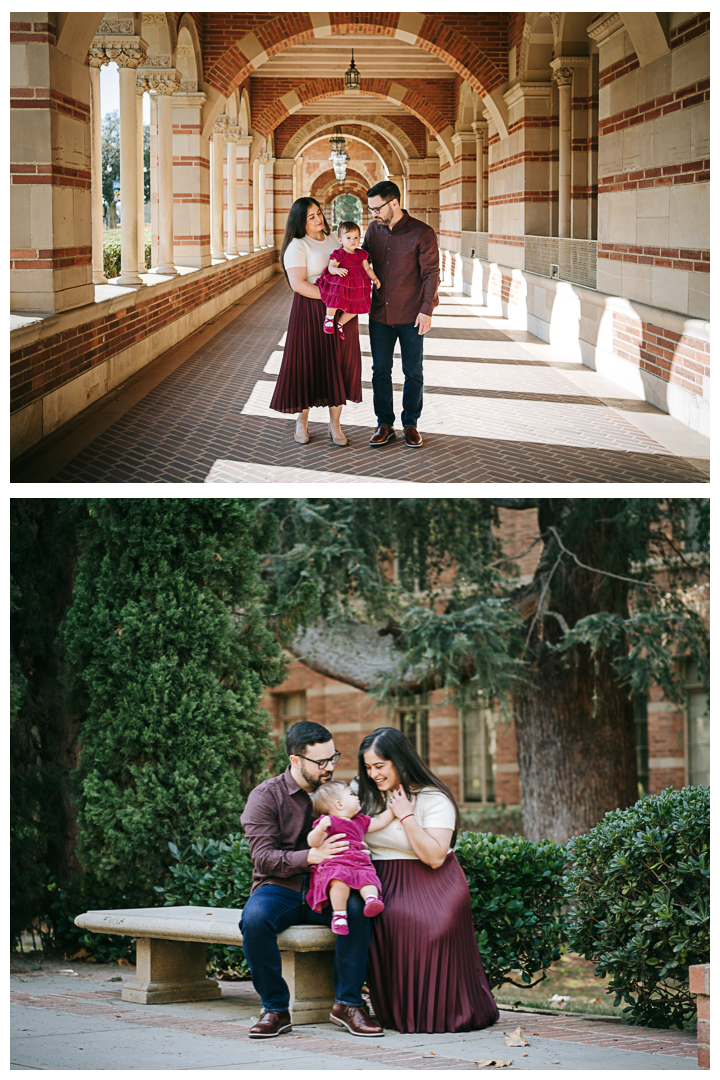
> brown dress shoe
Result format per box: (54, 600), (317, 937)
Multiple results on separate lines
(369, 425), (396, 447)
(403, 426), (423, 447)
(330, 1002), (384, 1037)
(248, 1009), (292, 1038)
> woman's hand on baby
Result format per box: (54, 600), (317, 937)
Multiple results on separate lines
(307, 832), (349, 863)
(387, 785), (416, 819)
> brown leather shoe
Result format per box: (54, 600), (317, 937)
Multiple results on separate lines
(403, 426), (423, 447)
(248, 1009), (292, 1038)
(369, 425), (396, 447)
(330, 1002), (384, 1037)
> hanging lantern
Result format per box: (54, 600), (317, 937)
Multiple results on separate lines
(329, 125), (346, 155)
(331, 151), (348, 182)
(344, 49), (360, 90)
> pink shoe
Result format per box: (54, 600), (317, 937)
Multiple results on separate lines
(363, 896), (384, 918)
(331, 913), (349, 935)
(336, 321), (345, 340)
(323, 315), (335, 334)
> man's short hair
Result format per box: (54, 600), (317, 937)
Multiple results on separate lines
(285, 720), (332, 758)
(309, 781), (350, 815)
(367, 180), (401, 203)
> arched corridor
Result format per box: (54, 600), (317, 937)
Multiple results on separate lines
(10, 11), (710, 477)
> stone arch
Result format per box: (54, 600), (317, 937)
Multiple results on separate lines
(456, 80), (477, 131)
(310, 166), (376, 198)
(225, 89), (239, 125)
(141, 12), (176, 65)
(299, 132), (392, 177)
(203, 13), (508, 138)
(238, 87), (251, 137)
(176, 15), (202, 90)
(253, 78), (453, 158)
(282, 114), (418, 164)
(54, 12), (105, 63)
(620, 13), (670, 67)
(518, 13), (555, 84)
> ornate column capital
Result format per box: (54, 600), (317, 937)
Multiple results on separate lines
(471, 120), (488, 142)
(212, 115), (229, 137)
(138, 67), (182, 96)
(90, 35), (148, 70)
(552, 67), (574, 87)
(224, 127), (242, 144)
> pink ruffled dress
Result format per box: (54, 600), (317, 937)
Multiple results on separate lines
(316, 248), (373, 315)
(306, 813), (383, 913)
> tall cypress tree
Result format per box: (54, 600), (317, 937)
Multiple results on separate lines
(61, 498), (287, 889)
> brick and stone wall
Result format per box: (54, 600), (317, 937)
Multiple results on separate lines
(689, 964), (710, 1070)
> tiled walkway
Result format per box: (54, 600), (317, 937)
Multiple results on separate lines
(15, 275), (709, 484)
(11, 967), (700, 1071)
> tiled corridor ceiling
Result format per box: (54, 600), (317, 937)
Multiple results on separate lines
(252, 35), (456, 80)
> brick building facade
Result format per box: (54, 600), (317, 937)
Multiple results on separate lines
(10, 12), (710, 460)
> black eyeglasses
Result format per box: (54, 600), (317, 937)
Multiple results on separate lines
(368, 198), (395, 215)
(294, 750), (341, 769)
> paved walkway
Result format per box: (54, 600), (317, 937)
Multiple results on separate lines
(12, 275), (709, 484)
(11, 962), (699, 1070)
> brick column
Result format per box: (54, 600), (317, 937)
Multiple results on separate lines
(451, 130), (477, 242)
(689, 964), (709, 1069)
(88, 65), (108, 285)
(407, 160), (429, 223)
(11, 17), (94, 312)
(224, 127), (239, 257)
(425, 155), (440, 232)
(171, 91), (210, 268)
(495, 83), (553, 267)
(236, 135), (253, 254)
(210, 117), (227, 260)
(273, 157), (294, 249)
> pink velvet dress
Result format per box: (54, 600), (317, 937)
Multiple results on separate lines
(316, 249), (373, 315)
(306, 814), (383, 912)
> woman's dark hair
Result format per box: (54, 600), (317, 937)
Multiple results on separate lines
(357, 726), (460, 844)
(337, 220), (361, 238)
(280, 197), (331, 285)
(285, 720), (332, 758)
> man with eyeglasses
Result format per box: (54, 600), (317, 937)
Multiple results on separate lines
(362, 179), (440, 448)
(240, 720), (383, 1039)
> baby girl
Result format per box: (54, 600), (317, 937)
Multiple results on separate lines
(306, 780), (394, 934)
(316, 221), (380, 338)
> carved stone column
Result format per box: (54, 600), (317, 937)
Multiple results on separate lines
(224, 128), (240, 257)
(472, 120), (488, 234)
(141, 68), (181, 275)
(552, 65), (573, 239)
(136, 81), (145, 273)
(257, 151), (270, 247)
(88, 65), (108, 284)
(210, 116), (228, 260)
(90, 34), (149, 286)
(236, 136), (253, 254)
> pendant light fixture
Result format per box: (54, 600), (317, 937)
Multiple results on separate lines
(344, 49), (360, 90)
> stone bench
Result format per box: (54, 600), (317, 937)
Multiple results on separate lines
(74, 906), (336, 1024)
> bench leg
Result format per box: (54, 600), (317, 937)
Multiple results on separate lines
(280, 947), (336, 1025)
(122, 937), (222, 1004)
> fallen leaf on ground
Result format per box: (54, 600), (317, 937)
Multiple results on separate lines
(504, 1027), (529, 1046)
(116, 957), (131, 966)
(476, 1060), (512, 1068)
(72, 949), (91, 960)
(587, 997), (601, 1004)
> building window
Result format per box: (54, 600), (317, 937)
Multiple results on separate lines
(686, 661), (709, 787)
(463, 707), (496, 803)
(396, 693), (429, 762)
(634, 694), (649, 798)
(278, 691), (306, 735)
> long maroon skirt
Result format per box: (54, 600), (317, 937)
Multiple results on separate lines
(269, 291), (362, 413)
(366, 854), (499, 1034)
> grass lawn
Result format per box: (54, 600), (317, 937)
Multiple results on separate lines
(493, 947), (628, 1019)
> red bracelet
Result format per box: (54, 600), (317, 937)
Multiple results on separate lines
(400, 814), (414, 822)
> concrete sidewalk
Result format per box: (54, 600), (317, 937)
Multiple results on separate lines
(10, 959), (699, 1071)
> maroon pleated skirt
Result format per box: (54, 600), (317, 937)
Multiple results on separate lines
(366, 854), (500, 1034)
(269, 291), (362, 413)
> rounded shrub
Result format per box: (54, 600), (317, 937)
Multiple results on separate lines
(455, 831), (568, 989)
(102, 229), (151, 280)
(565, 786), (709, 1030)
(43, 872), (155, 964)
(155, 835), (254, 978)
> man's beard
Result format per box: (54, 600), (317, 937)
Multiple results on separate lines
(301, 764), (333, 791)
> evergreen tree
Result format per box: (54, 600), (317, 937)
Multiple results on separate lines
(256, 498), (709, 843)
(61, 499), (287, 889)
(10, 499), (80, 942)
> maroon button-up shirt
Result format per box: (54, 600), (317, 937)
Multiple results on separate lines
(362, 210), (440, 325)
(240, 767), (315, 894)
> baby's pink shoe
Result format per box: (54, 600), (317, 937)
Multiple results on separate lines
(336, 322), (345, 340)
(331, 912), (349, 935)
(363, 896), (384, 918)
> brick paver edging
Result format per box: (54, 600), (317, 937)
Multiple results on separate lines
(11, 991), (698, 1061)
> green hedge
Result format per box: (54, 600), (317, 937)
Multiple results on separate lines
(455, 831), (568, 990)
(42, 872), (155, 964)
(103, 229), (151, 280)
(155, 835), (254, 978)
(460, 804), (524, 836)
(565, 786), (709, 1030)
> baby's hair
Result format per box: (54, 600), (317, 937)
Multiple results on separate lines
(309, 780), (351, 815)
(337, 220), (361, 238)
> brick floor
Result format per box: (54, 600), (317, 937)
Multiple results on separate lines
(11, 990), (698, 1064)
(22, 276), (709, 484)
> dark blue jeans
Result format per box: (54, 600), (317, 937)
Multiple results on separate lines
(240, 880), (369, 1012)
(368, 317), (424, 429)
